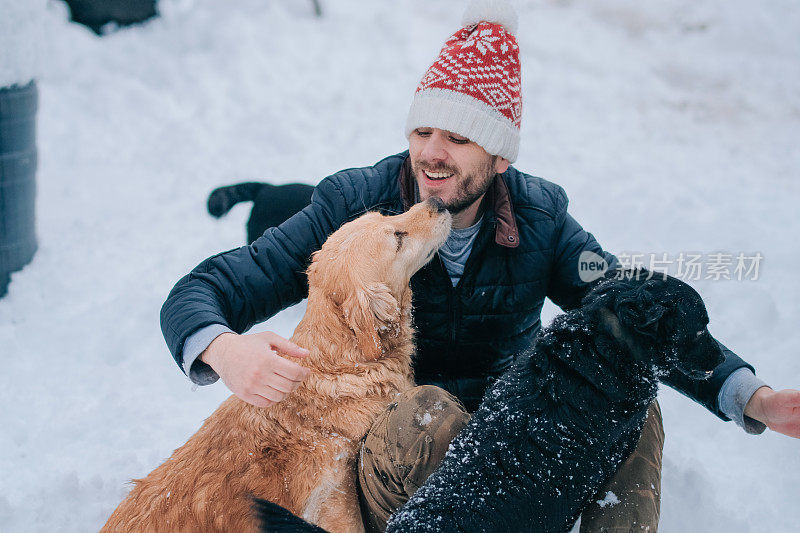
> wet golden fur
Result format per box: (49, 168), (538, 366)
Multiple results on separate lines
(102, 200), (451, 533)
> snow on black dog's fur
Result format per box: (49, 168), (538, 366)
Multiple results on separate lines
(257, 270), (725, 533)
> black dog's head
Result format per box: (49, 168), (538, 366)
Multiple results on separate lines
(581, 269), (725, 380)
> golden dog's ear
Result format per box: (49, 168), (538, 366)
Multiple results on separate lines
(342, 282), (400, 360)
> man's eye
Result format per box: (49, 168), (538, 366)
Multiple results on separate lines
(415, 129), (432, 137)
(449, 136), (469, 144)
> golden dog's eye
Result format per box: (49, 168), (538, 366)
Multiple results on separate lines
(394, 231), (407, 252)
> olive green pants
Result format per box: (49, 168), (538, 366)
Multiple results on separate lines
(357, 386), (664, 533)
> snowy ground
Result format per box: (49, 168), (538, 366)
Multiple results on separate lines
(1, 1), (798, 531)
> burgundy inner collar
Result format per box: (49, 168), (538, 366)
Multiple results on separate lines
(399, 156), (519, 248)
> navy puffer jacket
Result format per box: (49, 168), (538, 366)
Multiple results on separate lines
(161, 152), (752, 412)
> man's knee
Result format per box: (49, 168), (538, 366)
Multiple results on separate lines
(580, 400), (664, 533)
(625, 400), (665, 489)
(358, 385), (470, 531)
(363, 385), (469, 492)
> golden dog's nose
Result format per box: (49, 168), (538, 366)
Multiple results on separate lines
(426, 197), (447, 213)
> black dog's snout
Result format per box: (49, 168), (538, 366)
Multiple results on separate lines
(679, 334), (726, 380)
(702, 332), (726, 369)
(427, 197), (447, 213)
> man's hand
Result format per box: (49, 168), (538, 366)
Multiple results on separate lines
(200, 331), (311, 408)
(744, 386), (800, 438)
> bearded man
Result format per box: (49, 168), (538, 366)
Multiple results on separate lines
(161, 2), (800, 531)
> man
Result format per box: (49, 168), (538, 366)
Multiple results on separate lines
(161, 4), (800, 531)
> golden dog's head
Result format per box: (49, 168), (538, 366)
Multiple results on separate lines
(307, 198), (452, 360)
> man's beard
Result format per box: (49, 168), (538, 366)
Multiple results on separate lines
(412, 155), (498, 215)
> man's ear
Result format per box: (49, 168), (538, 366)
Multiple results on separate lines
(494, 156), (510, 174)
(340, 282), (399, 360)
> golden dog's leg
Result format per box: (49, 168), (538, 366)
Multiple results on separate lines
(302, 463), (365, 533)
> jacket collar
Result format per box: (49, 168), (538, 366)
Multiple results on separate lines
(399, 155), (519, 248)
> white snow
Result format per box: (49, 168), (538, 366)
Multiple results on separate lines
(0, 1), (798, 531)
(596, 491), (620, 508)
(419, 412), (433, 426)
(0, 0), (47, 87)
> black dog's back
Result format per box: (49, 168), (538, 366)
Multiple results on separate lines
(207, 181), (314, 243)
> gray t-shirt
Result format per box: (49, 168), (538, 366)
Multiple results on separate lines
(438, 216), (483, 286)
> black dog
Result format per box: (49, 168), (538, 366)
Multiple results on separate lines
(207, 181), (314, 243)
(256, 270), (725, 532)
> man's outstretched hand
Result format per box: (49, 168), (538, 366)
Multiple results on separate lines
(201, 331), (311, 408)
(744, 387), (800, 438)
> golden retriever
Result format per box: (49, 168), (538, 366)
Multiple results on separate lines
(101, 198), (452, 532)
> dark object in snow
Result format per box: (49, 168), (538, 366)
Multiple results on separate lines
(311, 0), (323, 17)
(0, 81), (38, 298)
(255, 270), (725, 533)
(61, 0), (158, 35)
(207, 181), (314, 244)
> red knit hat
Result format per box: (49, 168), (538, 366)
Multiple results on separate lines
(405, 0), (522, 162)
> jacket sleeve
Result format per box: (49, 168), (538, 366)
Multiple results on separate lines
(545, 187), (617, 311)
(662, 339), (756, 421)
(159, 176), (350, 372)
(544, 186), (757, 420)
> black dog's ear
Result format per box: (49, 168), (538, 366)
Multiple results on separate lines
(615, 287), (668, 340)
(581, 268), (640, 310)
(582, 270), (670, 340)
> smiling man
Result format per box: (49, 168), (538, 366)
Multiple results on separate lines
(410, 128), (509, 229)
(161, 2), (800, 532)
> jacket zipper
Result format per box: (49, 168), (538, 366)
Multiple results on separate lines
(437, 216), (496, 346)
(431, 254), (458, 347)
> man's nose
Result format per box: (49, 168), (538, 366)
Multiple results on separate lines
(420, 129), (448, 162)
